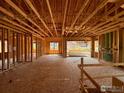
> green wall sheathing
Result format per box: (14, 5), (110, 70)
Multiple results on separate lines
(105, 33), (109, 48)
(103, 33), (113, 62)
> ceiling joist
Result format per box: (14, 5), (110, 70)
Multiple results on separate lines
(46, 0), (58, 37)
(4, 0), (49, 37)
(24, 0), (54, 37)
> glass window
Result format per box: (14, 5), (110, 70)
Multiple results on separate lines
(50, 42), (59, 50)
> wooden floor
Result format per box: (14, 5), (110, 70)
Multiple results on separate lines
(0, 55), (94, 93)
(1, 55), (124, 93)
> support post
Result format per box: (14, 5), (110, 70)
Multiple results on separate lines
(31, 34), (33, 62)
(63, 37), (67, 57)
(91, 37), (95, 57)
(81, 58), (84, 82)
(7, 29), (10, 69)
(36, 38), (38, 59)
(24, 34), (27, 62)
(13, 32), (15, 65)
(2, 28), (5, 71)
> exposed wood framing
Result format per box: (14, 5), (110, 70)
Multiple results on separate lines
(4, 0), (49, 37)
(46, 0), (58, 37)
(79, 11), (124, 37)
(24, 0), (54, 36)
(0, 6), (44, 39)
(62, 0), (69, 35)
(1, 28), (5, 71)
(1, 17), (44, 40)
(78, 0), (108, 28)
(7, 29), (10, 69)
(67, 0), (90, 36)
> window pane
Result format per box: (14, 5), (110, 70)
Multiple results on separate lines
(50, 42), (59, 50)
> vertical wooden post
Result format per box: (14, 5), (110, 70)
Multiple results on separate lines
(7, 29), (10, 69)
(116, 29), (119, 63)
(31, 34), (33, 62)
(98, 36), (100, 61)
(2, 28), (5, 71)
(91, 37), (95, 57)
(13, 32), (15, 65)
(24, 34), (27, 62)
(21, 34), (24, 62)
(81, 58), (84, 83)
(22, 34), (24, 62)
(36, 38), (38, 59)
(27, 36), (29, 61)
(16, 33), (19, 62)
(63, 37), (67, 57)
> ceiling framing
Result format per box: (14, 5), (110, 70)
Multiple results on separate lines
(0, 0), (124, 38)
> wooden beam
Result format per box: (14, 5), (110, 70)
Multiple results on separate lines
(13, 32), (15, 65)
(95, 18), (124, 33)
(73, 3), (123, 37)
(30, 35), (33, 62)
(4, 0), (49, 37)
(24, 0), (54, 36)
(62, 0), (69, 35)
(71, 0), (90, 29)
(79, 11), (124, 37)
(0, 23), (23, 33)
(83, 74), (124, 80)
(1, 17), (44, 40)
(79, 18), (123, 36)
(96, 22), (123, 35)
(78, 63), (124, 67)
(73, 0), (109, 37)
(0, 6), (45, 38)
(24, 34), (27, 62)
(1, 28), (5, 71)
(7, 29), (10, 69)
(0, 24), (42, 39)
(78, 0), (108, 28)
(68, 0), (90, 36)
(46, 0), (58, 37)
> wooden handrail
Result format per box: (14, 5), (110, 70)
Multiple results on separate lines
(79, 58), (101, 92)
(78, 63), (124, 67)
(79, 58), (124, 93)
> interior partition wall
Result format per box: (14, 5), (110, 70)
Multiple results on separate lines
(0, 27), (34, 72)
(32, 37), (42, 60)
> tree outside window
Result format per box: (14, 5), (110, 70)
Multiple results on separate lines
(50, 42), (59, 50)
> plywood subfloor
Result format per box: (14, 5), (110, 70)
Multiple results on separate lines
(1, 55), (123, 93)
(0, 55), (86, 93)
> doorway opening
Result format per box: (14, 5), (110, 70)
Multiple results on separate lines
(67, 41), (91, 57)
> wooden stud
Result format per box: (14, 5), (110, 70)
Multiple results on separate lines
(1, 17), (44, 39)
(31, 34), (33, 62)
(46, 0), (58, 37)
(3, 0), (49, 37)
(24, 34), (27, 62)
(79, 11), (124, 37)
(2, 28), (5, 71)
(62, 0), (69, 35)
(24, 0), (53, 37)
(13, 32), (15, 65)
(79, 0), (108, 28)
(7, 29), (10, 69)
(69, 0), (90, 36)
(91, 37), (95, 57)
